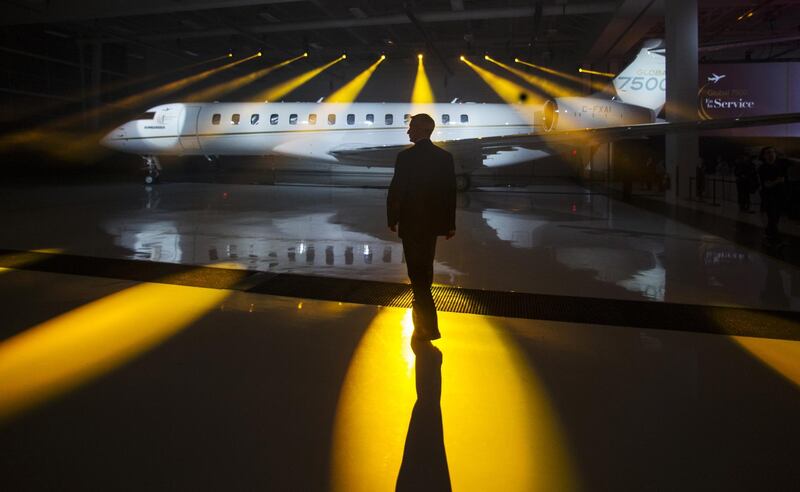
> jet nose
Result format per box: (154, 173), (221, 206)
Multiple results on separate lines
(100, 126), (126, 150)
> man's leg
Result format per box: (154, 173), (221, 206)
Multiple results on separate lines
(403, 235), (439, 338)
(764, 194), (780, 239)
(418, 235), (438, 332)
(737, 181), (747, 211)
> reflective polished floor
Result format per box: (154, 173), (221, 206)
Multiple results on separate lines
(0, 182), (798, 310)
(1, 181), (799, 490)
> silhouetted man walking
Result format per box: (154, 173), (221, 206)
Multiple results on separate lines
(388, 114), (456, 340)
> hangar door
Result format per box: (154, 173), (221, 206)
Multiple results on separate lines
(179, 106), (202, 153)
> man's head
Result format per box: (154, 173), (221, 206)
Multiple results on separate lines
(760, 146), (777, 164)
(407, 113), (435, 143)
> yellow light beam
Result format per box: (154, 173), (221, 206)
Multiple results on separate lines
(460, 57), (539, 105)
(578, 67), (617, 78)
(0, 54), (260, 153)
(14, 54), (232, 123)
(710, 305), (800, 389)
(185, 53), (307, 102)
(0, 249), (64, 275)
(89, 54), (233, 101)
(330, 307), (577, 491)
(734, 336), (800, 388)
(254, 55), (345, 102)
(486, 55), (573, 98)
(0, 265), (247, 424)
(515, 58), (611, 93)
(411, 55), (435, 104)
(89, 53), (260, 115)
(326, 55), (386, 103)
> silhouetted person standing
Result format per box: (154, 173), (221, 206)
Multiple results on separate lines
(734, 154), (757, 213)
(758, 146), (788, 244)
(388, 114), (456, 340)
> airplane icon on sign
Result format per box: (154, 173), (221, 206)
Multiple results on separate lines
(708, 73), (726, 84)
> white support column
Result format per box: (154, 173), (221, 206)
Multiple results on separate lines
(665, 0), (698, 202)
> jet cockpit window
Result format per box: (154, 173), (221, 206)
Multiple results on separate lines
(442, 114), (450, 125)
(347, 114), (355, 125)
(136, 112), (156, 120)
(212, 113), (221, 125)
(404, 114), (411, 124)
(328, 114), (336, 125)
(289, 114), (298, 125)
(309, 113), (317, 125)
(385, 114), (393, 125)
(250, 114), (260, 125)
(460, 114), (469, 124)
(231, 113), (241, 125)
(270, 113), (279, 125)
(366, 114), (374, 124)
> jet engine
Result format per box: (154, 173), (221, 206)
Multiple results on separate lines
(542, 97), (655, 132)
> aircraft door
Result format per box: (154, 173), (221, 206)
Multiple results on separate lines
(179, 106), (202, 153)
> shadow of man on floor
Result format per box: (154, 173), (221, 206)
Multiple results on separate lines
(395, 338), (451, 491)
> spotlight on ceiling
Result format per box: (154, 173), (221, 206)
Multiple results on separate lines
(459, 55), (465, 61)
(418, 54), (423, 60)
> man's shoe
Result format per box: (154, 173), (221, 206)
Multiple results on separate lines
(412, 326), (441, 341)
(411, 302), (441, 340)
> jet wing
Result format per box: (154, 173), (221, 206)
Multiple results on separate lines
(328, 145), (406, 167)
(461, 111), (800, 150)
(330, 140), (526, 169)
(331, 112), (800, 166)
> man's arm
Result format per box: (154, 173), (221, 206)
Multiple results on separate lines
(446, 154), (456, 239)
(760, 165), (786, 189)
(387, 154), (404, 232)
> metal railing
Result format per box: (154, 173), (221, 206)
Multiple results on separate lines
(689, 175), (761, 207)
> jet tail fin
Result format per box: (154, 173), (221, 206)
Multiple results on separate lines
(612, 39), (666, 114)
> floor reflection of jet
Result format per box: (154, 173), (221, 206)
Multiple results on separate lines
(102, 212), (460, 281)
(708, 73), (726, 84)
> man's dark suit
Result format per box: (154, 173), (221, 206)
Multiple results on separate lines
(387, 138), (456, 337)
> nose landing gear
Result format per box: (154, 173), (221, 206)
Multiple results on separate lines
(142, 155), (161, 184)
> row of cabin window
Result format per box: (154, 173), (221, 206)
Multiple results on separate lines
(210, 113), (470, 126)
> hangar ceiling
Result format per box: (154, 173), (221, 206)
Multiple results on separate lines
(2, 1), (619, 65)
(0, 0), (799, 112)
(4, 0), (798, 63)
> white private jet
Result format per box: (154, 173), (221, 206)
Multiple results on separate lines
(101, 40), (798, 188)
(707, 73), (726, 84)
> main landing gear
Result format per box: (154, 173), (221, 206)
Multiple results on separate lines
(142, 155), (161, 184)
